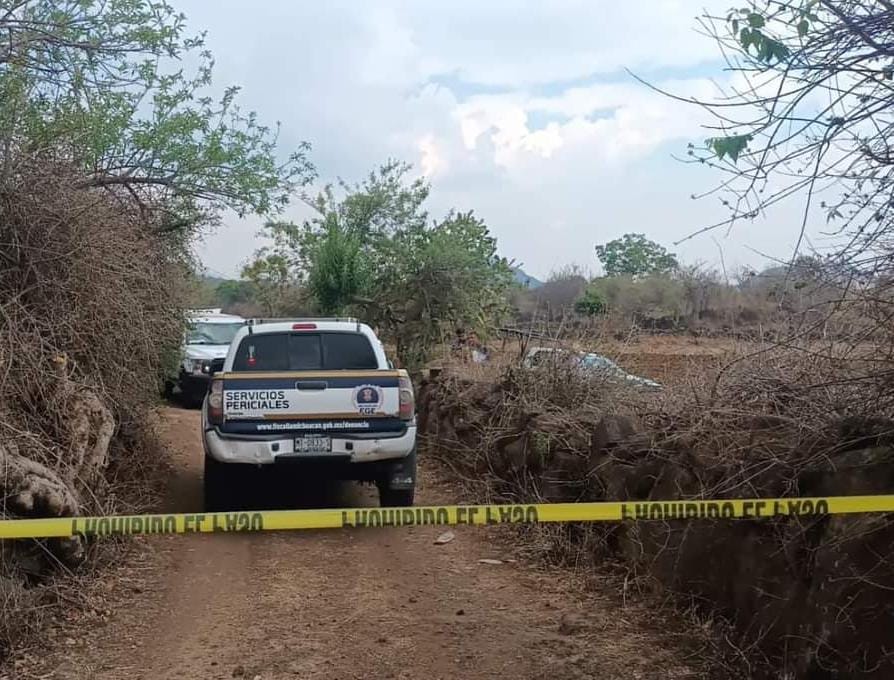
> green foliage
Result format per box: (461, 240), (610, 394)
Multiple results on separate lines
(246, 162), (511, 367)
(184, 274), (261, 311)
(305, 215), (369, 315)
(574, 287), (606, 316)
(706, 134), (752, 163)
(241, 249), (299, 316)
(0, 0), (314, 230)
(215, 280), (255, 306)
(594, 233), (679, 278)
(727, 7), (791, 64)
(380, 210), (512, 367)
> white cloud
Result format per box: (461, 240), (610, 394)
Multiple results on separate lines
(418, 134), (446, 177)
(174, 0), (812, 281)
(445, 76), (727, 174)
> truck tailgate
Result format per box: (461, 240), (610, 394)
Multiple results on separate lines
(220, 370), (402, 434)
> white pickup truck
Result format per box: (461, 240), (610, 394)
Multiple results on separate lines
(168, 309), (245, 407)
(201, 318), (417, 510)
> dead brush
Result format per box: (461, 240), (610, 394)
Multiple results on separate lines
(0, 159), (188, 656)
(420, 330), (894, 679)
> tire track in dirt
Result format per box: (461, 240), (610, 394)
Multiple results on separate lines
(6, 407), (713, 680)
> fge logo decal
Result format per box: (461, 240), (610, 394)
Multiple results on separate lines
(352, 384), (383, 415)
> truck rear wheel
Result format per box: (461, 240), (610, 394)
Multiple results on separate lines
(377, 448), (416, 507)
(378, 487), (415, 508)
(204, 453), (237, 512)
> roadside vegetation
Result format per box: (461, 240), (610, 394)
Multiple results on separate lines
(0, 0), (311, 655)
(418, 2), (894, 677)
(0, 0), (513, 659)
(240, 161), (512, 369)
(2, 1), (893, 678)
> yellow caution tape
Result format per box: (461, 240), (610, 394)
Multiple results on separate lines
(0, 495), (892, 540)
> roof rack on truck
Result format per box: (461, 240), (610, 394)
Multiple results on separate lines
(245, 317), (359, 325)
(244, 317), (362, 335)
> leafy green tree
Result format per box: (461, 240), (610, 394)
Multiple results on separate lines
(574, 287), (606, 316)
(305, 215), (370, 315)
(245, 162), (511, 366)
(594, 234), (678, 278)
(0, 0), (314, 231)
(215, 280), (254, 306)
(241, 252), (297, 316)
(376, 210), (512, 366)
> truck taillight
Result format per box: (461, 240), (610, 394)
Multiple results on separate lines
(208, 379), (224, 425)
(398, 372), (414, 421)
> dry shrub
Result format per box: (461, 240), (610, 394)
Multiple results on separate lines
(0, 160), (187, 653)
(419, 339), (894, 679)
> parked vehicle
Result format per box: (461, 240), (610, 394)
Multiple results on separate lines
(167, 309), (245, 407)
(522, 346), (662, 391)
(201, 318), (417, 511)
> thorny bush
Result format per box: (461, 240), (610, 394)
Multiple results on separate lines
(0, 160), (188, 654)
(419, 336), (894, 679)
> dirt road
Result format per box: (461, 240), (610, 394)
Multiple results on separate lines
(9, 408), (711, 680)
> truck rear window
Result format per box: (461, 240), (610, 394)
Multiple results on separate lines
(232, 332), (378, 371)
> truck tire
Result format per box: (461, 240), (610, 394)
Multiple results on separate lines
(203, 453), (236, 512)
(377, 448), (416, 507)
(378, 487), (415, 507)
(183, 392), (205, 410)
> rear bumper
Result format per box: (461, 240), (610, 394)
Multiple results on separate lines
(203, 425), (417, 466)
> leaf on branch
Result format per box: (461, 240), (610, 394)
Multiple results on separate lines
(706, 134), (753, 163)
(736, 23), (790, 64)
(766, 39), (791, 63)
(747, 12), (765, 29)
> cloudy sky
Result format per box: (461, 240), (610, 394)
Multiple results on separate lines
(180, 0), (812, 281)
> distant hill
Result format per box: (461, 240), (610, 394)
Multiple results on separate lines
(201, 275), (233, 287)
(512, 267), (543, 289)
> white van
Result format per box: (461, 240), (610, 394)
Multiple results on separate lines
(168, 309), (245, 406)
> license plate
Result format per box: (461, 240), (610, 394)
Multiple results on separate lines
(293, 436), (331, 453)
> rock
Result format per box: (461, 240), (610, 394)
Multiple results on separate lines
(456, 609), (465, 616)
(478, 558), (503, 565)
(434, 531), (455, 545)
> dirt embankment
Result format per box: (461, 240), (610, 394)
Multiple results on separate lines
(2, 407), (718, 680)
(416, 367), (894, 679)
